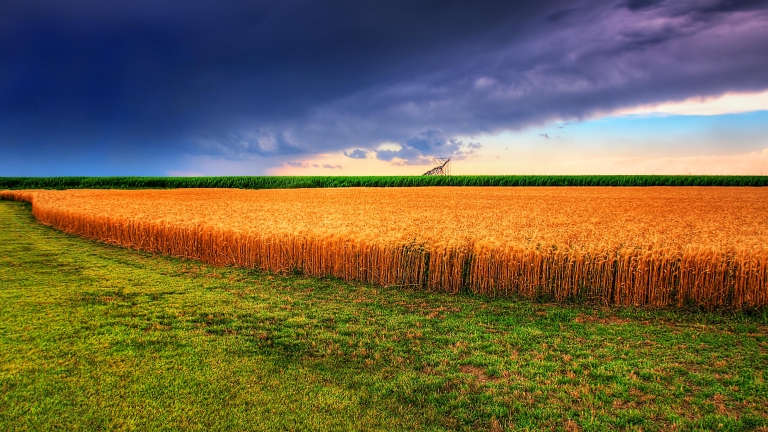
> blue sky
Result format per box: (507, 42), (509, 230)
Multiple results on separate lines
(1, 0), (767, 176)
(552, 110), (768, 159)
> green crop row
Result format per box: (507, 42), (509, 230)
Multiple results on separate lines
(0, 175), (766, 190)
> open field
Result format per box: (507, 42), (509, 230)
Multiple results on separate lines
(1, 175), (768, 190)
(1, 200), (766, 431)
(2, 187), (767, 309)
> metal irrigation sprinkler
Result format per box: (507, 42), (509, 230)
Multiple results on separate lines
(422, 157), (451, 176)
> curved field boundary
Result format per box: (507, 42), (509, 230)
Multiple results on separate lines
(2, 189), (766, 310)
(1, 175), (767, 190)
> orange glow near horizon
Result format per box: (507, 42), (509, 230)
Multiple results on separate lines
(266, 147), (768, 176)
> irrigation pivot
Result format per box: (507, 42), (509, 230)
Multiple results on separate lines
(422, 158), (451, 176)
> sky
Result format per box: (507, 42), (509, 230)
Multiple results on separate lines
(1, 0), (767, 176)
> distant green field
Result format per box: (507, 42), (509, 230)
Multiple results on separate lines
(1, 175), (767, 190)
(1, 200), (767, 431)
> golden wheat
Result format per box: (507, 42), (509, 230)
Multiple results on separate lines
(3, 187), (766, 308)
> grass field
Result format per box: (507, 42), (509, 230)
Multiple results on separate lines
(1, 175), (768, 190)
(1, 200), (767, 431)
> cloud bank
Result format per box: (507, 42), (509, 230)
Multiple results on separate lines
(1, 0), (767, 173)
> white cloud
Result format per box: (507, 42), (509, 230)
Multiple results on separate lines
(615, 90), (768, 117)
(376, 142), (402, 151)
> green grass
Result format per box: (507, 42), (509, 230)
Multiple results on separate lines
(1, 200), (766, 431)
(1, 174), (767, 190)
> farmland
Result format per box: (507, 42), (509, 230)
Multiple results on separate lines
(2, 186), (767, 310)
(1, 174), (767, 190)
(1, 199), (766, 431)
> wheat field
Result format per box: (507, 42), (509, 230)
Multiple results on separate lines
(2, 187), (767, 309)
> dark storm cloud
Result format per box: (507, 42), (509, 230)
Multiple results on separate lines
(1, 0), (767, 173)
(623, 0), (768, 14)
(696, 0), (768, 13)
(548, 7), (580, 22)
(623, 0), (664, 11)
